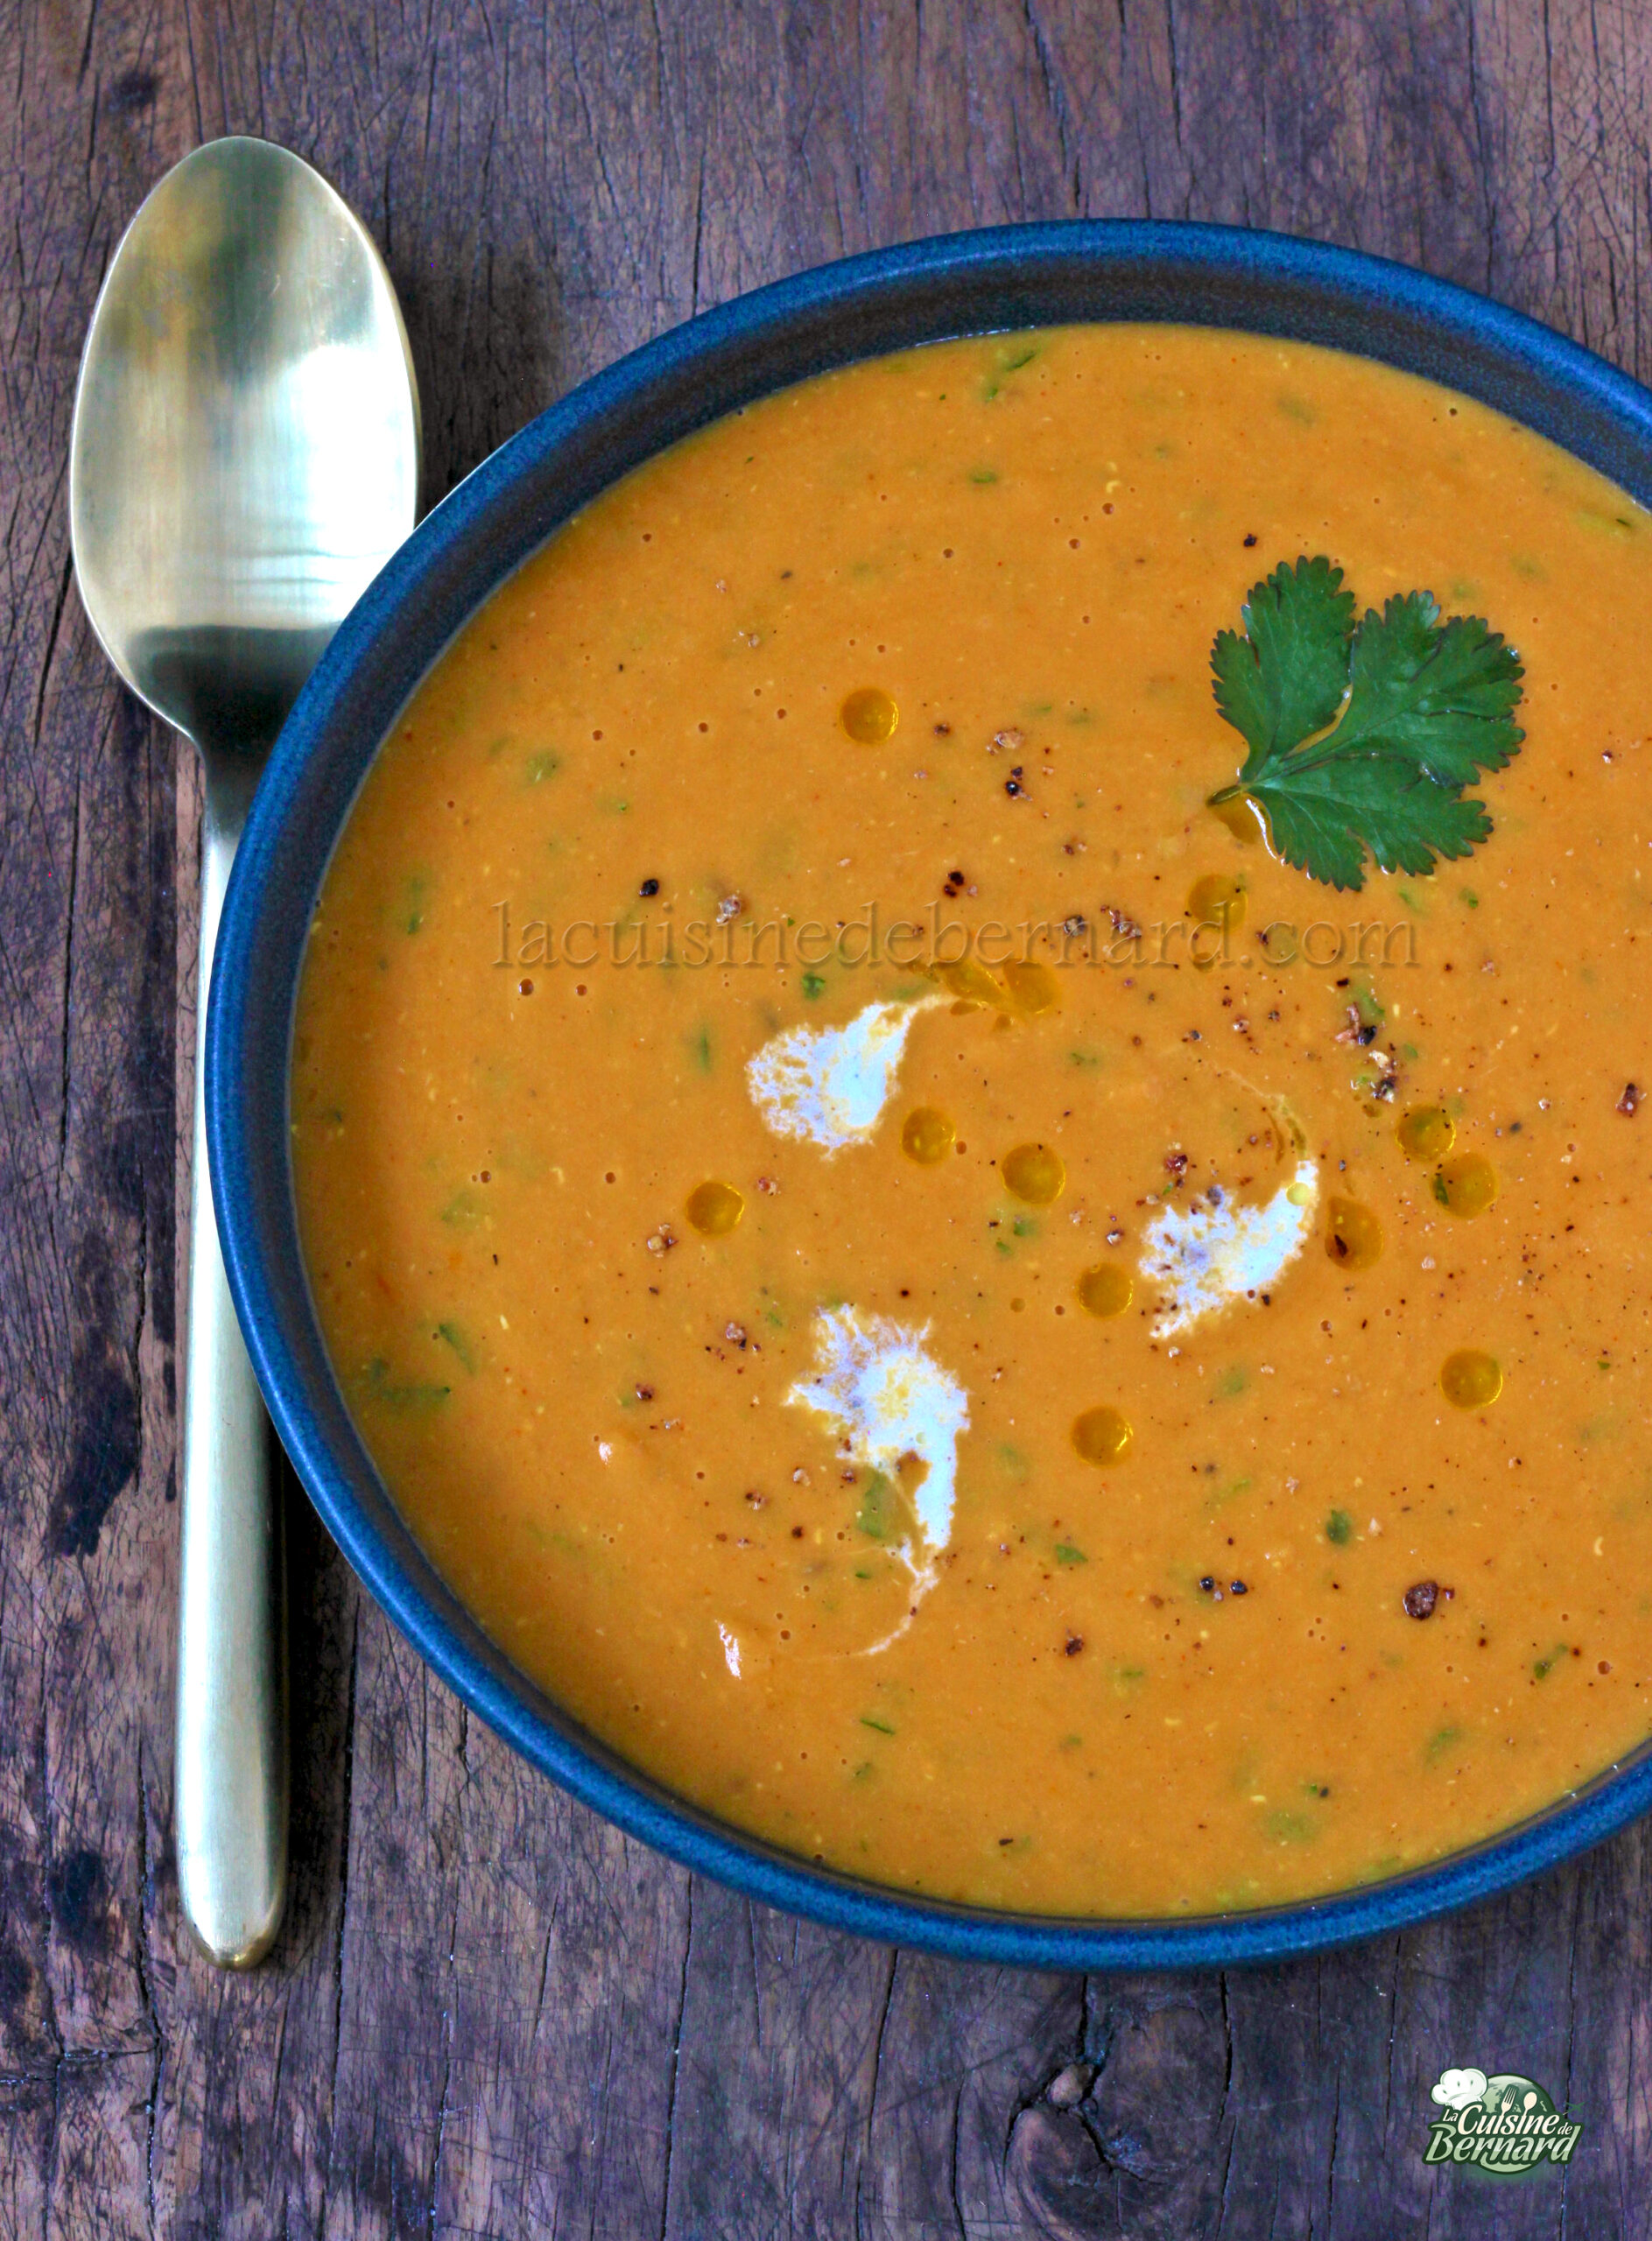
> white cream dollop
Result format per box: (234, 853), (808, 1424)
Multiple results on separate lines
(785, 1303), (969, 1639)
(746, 995), (943, 1153)
(1142, 1158), (1319, 1339)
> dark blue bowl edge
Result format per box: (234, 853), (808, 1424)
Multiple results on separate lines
(207, 215), (1652, 1971)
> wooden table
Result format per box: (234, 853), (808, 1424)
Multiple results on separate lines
(6, 4), (1652, 2231)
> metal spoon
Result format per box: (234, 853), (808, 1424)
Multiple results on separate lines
(70, 138), (419, 1966)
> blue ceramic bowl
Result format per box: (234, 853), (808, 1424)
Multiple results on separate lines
(208, 220), (1652, 1968)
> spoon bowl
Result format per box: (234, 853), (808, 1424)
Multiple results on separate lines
(72, 136), (418, 756)
(70, 137), (418, 1966)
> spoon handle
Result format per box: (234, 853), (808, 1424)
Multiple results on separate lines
(176, 764), (287, 1968)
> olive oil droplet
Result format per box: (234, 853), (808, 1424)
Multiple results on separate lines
(902, 1107), (955, 1165)
(1434, 1152), (1498, 1218)
(686, 1179), (744, 1236)
(1002, 959), (1061, 1015)
(1325, 1197), (1383, 1271)
(1002, 1142), (1065, 1205)
(1207, 794), (1265, 847)
(1072, 1406), (1133, 1465)
(1077, 1262), (1133, 1318)
(1186, 872), (1247, 929)
(1397, 1106), (1455, 1162)
(840, 686), (899, 744)
(1442, 1349), (1503, 1408)
(931, 955), (1009, 1009)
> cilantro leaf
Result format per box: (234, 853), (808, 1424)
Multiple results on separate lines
(1257, 759), (1494, 892)
(1332, 594), (1525, 787)
(1207, 559), (1525, 891)
(1212, 556), (1354, 776)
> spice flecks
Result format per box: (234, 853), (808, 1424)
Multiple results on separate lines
(1142, 1159), (1320, 1338)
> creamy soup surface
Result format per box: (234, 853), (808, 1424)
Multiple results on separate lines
(292, 326), (1652, 1915)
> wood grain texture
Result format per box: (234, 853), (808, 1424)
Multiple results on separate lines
(4, 1), (1652, 2231)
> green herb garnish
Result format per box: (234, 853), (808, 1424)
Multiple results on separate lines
(362, 1359), (451, 1411)
(1206, 556), (1525, 892)
(855, 1470), (894, 1541)
(434, 1321), (476, 1373)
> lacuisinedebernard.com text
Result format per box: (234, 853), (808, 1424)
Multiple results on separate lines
(489, 899), (1420, 974)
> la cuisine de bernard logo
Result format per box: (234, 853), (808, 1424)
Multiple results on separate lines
(1425, 2067), (1583, 2175)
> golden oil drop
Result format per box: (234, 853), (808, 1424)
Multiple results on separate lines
(1397, 1106), (1455, 1162)
(902, 1107), (955, 1165)
(1002, 959), (1061, 1015)
(1072, 1405), (1133, 1465)
(840, 685), (899, 744)
(1442, 1349), (1503, 1408)
(1077, 1262), (1133, 1318)
(1186, 871), (1247, 929)
(685, 1179), (744, 1236)
(1002, 1142), (1065, 1205)
(1325, 1197), (1383, 1271)
(1434, 1152), (1498, 1219)
(931, 955), (1008, 1009)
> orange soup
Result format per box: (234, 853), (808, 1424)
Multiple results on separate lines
(292, 326), (1652, 1914)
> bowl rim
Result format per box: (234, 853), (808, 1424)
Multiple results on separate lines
(208, 215), (1652, 1969)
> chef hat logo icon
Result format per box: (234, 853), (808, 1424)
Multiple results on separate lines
(1423, 2063), (1583, 2173)
(1431, 2066), (1489, 2110)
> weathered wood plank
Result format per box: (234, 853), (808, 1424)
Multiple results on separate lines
(432, 1771), (686, 2236)
(5, 2), (1652, 2234)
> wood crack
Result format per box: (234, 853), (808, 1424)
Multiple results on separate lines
(657, 1874), (692, 2241)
